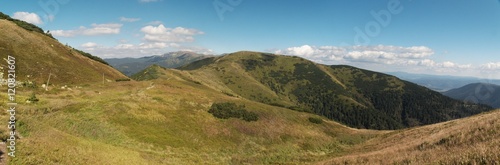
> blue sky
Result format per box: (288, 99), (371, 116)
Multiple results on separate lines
(1, 0), (500, 79)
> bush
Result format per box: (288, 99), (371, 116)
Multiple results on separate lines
(242, 112), (259, 122)
(115, 78), (131, 82)
(22, 81), (37, 88)
(26, 93), (39, 103)
(208, 102), (259, 122)
(308, 117), (323, 124)
(73, 48), (110, 66)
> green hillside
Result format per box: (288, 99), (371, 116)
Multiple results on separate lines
(178, 51), (492, 130)
(3, 63), (496, 164)
(0, 52), (497, 164)
(0, 14), (127, 85)
(443, 83), (500, 108)
(130, 64), (166, 81)
(1, 77), (381, 164)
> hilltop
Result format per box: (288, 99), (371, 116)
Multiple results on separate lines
(443, 83), (500, 108)
(105, 51), (212, 76)
(172, 51), (492, 130)
(0, 13), (127, 85)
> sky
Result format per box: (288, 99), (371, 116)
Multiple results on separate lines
(1, 0), (500, 79)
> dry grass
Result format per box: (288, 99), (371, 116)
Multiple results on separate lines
(3, 76), (381, 164)
(320, 109), (500, 165)
(2, 62), (498, 164)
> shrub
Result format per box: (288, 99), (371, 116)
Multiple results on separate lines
(22, 81), (37, 88)
(308, 117), (323, 124)
(115, 78), (131, 82)
(26, 93), (39, 103)
(208, 102), (259, 122)
(72, 48), (110, 66)
(242, 112), (259, 122)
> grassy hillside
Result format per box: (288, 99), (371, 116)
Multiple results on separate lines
(1, 78), (382, 164)
(443, 83), (500, 108)
(178, 51), (492, 130)
(2, 66), (497, 164)
(130, 64), (166, 81)
(321, 109), (500, 164)
(0, 18), (127, 85)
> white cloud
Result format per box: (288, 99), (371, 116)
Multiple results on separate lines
(481, 62), (500, 70)
(120, 17), (141, 22)
(138, 42), (175, 49)
(277, 45), (315, 57)
(140, 24), (204, 43)
(418, 59), (436, 67)
(52, 23), (123, 37)
(274, 45), (487, 77)
(442, 61), (456, 68)
(78, 42), (210, 58)
(275, 45), (434, 65)
(12, 12), (43, 25)
(76, 24), (207, 58)
(114, 44), (135, 49)
(81, 42), (98, 48)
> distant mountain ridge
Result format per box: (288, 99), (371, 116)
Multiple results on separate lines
(135, 51), (493, 130)
(443, 83), (500, 108)
(105, 51), (212, 76)
(388, 72), (500, 92)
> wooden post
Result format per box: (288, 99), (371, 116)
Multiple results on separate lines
(46, 72), (51, 91)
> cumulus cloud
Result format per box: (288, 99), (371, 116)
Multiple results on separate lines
(278, 45), (315, 57)
(275, 45), (434, 65)
(12, 12), (43, 25)
(76, 24), (207, 58)
(78, 42), (210, 58)
(274, 44), (483, 75)
(140, 24), (204, 43)
(481, 62), (500, 70)
(120, 17), (141, 22)
(81, 42), (98, 48)
(52, 23), (123, 37)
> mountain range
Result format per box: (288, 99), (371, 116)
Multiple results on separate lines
(104, 51), (212, 76)
(0, 12), (498, 164)
(443, 83), (500, 108)
(389, 71), (500, 92)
